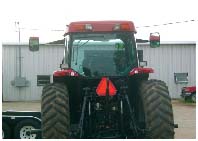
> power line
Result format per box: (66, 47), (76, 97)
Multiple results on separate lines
(136, 19), (197, 28)
(15, 19), (197, 32)
(18, 27), (64, 32)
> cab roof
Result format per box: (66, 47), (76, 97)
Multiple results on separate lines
(65, 21), (136, 34)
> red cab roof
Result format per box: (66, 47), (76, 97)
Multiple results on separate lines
(65, 21), (136, 34)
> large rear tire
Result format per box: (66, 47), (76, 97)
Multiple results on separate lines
(139, 79), (175, 139)
(41, 83), (70, 139)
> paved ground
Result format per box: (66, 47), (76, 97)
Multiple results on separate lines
(172, 100), (196, 139)
(2, 100), (196, 139)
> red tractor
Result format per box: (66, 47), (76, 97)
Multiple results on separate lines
(181, 86), (196, 103)
(41, 21), (175, 139)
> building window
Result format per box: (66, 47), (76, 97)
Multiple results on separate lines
(37, 75), (50, 86)
(174, 73), (188, 84)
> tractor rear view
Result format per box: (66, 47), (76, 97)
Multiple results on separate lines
(41, 21), (175, 138)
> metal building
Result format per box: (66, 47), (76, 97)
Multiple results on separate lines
(138, 41), (196, 98)
(2, 43), (64, 101)
(2, 42), (196, 101)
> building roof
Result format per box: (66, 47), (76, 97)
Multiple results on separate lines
(2, 41), (196, 46)
(138, 41), (196, 45)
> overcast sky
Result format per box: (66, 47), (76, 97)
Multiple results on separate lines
(1, 0), (198, 43)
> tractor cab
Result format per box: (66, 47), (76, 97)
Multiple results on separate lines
(62, 21), (138, 77)
(58, 21), (160, 78)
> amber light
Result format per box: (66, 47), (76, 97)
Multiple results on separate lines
(113, 23), (131, 31)
(73, 24), (93, 31)
(96, 77), (117, 96)
(120, 23), (130, 30)
(73, 24), (85, 31)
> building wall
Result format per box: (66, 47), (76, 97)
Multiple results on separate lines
(138, 43), (196, 98)
(2, 44), (64, 101)
(2, 42), (196, 101)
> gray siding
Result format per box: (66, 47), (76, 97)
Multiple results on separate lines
(3, 44), (64, 101)
(138, 43), (196, 98)
(2, 42), (196, 101)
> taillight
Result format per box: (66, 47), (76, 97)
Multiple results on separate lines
(113, 23), (131, 31)
(96, 77), (117, 96)
(129, 67), (154, 76)
(53, 68), (79, 77)
(73, 24), (93, 31)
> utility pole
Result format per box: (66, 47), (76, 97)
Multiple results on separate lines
(15, 21), (22, 77)
(11, 21), (29, 87)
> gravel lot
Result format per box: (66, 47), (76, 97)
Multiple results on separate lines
(172, 100), (196, 139)
(2, 100), (196, 139)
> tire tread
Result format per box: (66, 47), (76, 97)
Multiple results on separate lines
(41, 83), (70, 139)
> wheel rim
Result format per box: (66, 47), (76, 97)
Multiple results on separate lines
(20, 126), (36, 139)
(192, 95), (196, 102)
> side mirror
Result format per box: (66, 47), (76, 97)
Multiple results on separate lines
(139, 61), (147, 67)
(29, 37), (39, 51)
(149, 32), (160, 48)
